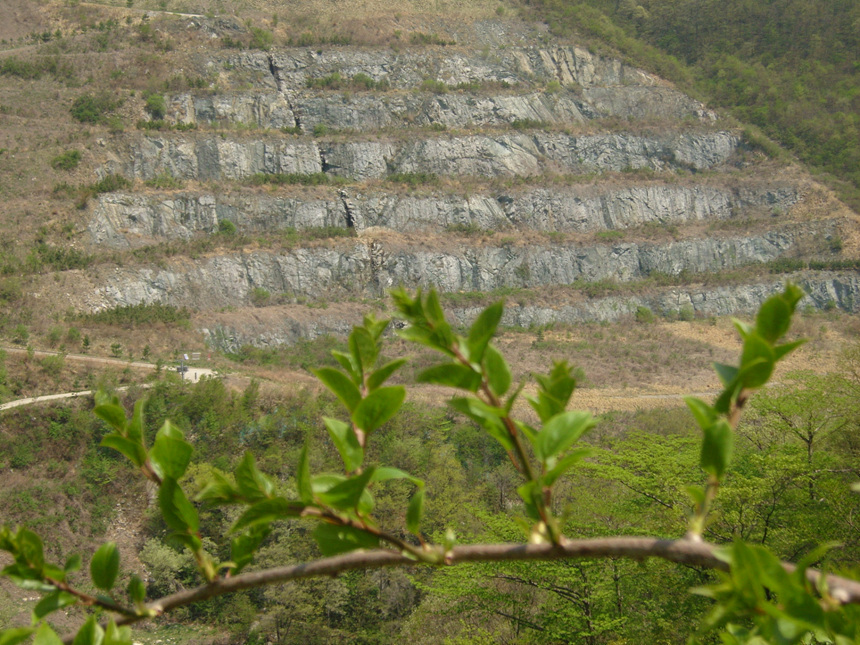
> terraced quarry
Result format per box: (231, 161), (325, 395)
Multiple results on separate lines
(1, 3), (858, 360)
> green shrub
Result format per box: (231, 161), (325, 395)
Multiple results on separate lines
(419, 78), (449, 93)
(70, 92), (120, 124)
(218, 219), (237, 235)
(635, 305), (655, 323)
(312, 123), (329, 137)
(595, 230), (624, 242)
(51, 150), (82, 171)
(78, 303), (191, 326)
(678, 305), (695, 321)
(144, 93), (166, 120)
(250, 287), (271, 307)
(144, 173), (183, 189)
(249, 27), (274, 51)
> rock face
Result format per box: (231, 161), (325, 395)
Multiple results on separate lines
(83, 23), (854, 345)
(90, 183), (798, 247)
(83, 223), (827, 311)
(108, 130), (738, 182)
(201, 273), (860, 351)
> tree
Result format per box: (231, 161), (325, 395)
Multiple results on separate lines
(1, 285), (860, 645)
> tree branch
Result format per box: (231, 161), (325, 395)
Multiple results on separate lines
(60, 537), (860, 643)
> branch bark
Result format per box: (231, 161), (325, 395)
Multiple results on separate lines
(61, 537), (860, 643)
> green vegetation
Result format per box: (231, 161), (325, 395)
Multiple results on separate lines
(0, 56), (74, 81)
(144, 173), (183, 189)
(306, 72), (390, 91)
(70, 92), (122, 124)
(143, 92), (166, 120)
(2, 288), (859, 645)
(248, 172), (349, 186)
(408, 32), (455, 46)
(50, 150), (82, 171)
(249, 27), (274, 51)
(532, 0), (860, 209)
(77, 302), (191, 326)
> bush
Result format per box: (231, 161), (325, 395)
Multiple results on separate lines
(635, 305), (655, 323)
(419, 78), (449, 93)
(249, 27), (273, 51)
(250, 287), (271, 307)
(70, 92), (120, 124)
(144, 93), (166, 120)
(218, 219), (237, 235)
(51, 150), (81, 171)
(144, 173), (183, 189)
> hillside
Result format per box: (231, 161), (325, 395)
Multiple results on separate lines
(0, 0), (858, 363)
(1, 3), (860, 643)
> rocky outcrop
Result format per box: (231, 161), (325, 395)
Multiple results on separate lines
(164, 87), (710, 131)
(90, 183), (797, 247)
(83, 226), (823, 310)
(200, 273), (860, 350)
(109, 130), (738, 182)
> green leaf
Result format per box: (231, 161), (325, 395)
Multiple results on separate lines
(467, 300), (504, 363)
(367, 358), (407, 390)
(700, 419), (734, 479)
(100, 434), (146, 468)
(516, 481), (542, 521)
(33, 623), (62, 645)
(755, 293), (792, 343)
(149, 423), (193, 481)
(72, 616), (104, 645)
(312, 367), (362, 412)
(103, 620), (132, 645)
(234, 452), (275, 501)
(312, 523), (379, 556)
(772, 338), (807, 362)
(416, 364), (481, 391)
(232, 497), (305, 532)
(712, 363), (739, 389)
(349, 327), (378, 374)
(316, 467), (376, 511)
(372, 466), (422, 486)
(331, 350), (360, 383)
(738, 333), (775, 388)
(484, 343), (512, 397)
(18, 529), (44, 572)
(324, 417), (364, 472)
(126, 398), (145, 445)
(542, 447), (593, 486)
(90, 541), (120, 591)
(406, 488), (425, 534)
(352, 386), (405, 434)
(685, 397), (718, 429)
(297, 440), (312, 505)
(158, 477), (199, 533)
(64, 553), (82, 574)
(127, 575), (146, 606)
(528, 362), (578, 423)
(33, 589), (77, 620)
(449, 397), (514, 452)
(195, 471), (242, 504)
(229, 526), (271, 573)
(0, 628), (35, 645)
(534, 411), (594, 463)
(93, 395), (126, 432)
(686, 485), (707, 507)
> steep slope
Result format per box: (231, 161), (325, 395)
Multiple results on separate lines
(1, 6), (857, 353)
